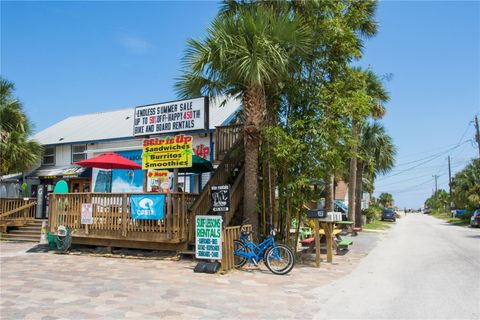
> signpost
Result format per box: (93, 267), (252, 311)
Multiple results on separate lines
(133, 97), (208, 136)
(211, 185), (230, 213)
(195, 215), (222, 260)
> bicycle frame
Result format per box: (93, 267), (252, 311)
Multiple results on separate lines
(235, 233), (280, 264)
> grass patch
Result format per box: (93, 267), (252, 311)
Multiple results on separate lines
(363, 220), (392, 230)
(431, 210), (470, 226)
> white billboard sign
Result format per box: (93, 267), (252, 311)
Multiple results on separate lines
(133, 97), (208, 136)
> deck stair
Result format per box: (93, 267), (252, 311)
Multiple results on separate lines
(1, 219), (46, 242)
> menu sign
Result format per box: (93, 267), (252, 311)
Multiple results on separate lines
(133, 97), (208, 136)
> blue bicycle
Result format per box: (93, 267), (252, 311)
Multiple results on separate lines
(233, 224), (295, 275)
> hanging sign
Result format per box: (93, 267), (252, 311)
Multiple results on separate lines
(131, 194), (165, 220)
(142, 134), (193, 170)
(195, 215), (222, 260)
(81, 203), (93, 224)
(133, 97), (208, 136)
(211, 185), (230, 213)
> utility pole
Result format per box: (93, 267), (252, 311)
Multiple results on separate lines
(432, 174), (439, 194)
(475, 115), (480, 158)
(448, 156), (453, 210)
(448, 156), (452, 195)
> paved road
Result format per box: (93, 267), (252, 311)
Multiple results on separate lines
(1, 215), (478, 319)
(316, 214), (480, 319)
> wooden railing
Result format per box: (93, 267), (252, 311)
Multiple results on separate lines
(0, 198), (37, 228)
(189, 137), (244, 237)
(49, 192), (199, 243)
(215, 124), (243, 162)
(221, 224), (252, 271)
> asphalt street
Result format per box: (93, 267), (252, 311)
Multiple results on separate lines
(315, 213), (480, 319)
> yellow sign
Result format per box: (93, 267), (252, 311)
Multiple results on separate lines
(142, 134), (193, 170)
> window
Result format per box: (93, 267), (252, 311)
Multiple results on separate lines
(72, 144), (86, 163)
(42, 147), (55, 166)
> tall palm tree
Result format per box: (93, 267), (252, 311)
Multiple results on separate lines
(347, 68), (389, 227)
(355, 122), (396, 219)
(0, 78), (42, 175)
(175, 7), (310, 235)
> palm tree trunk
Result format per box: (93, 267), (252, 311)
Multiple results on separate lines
(243, 86), (266, 238)
(324, 174), (334, 211)
(348, 121), (358, 225)
(355, 161), (364, 227)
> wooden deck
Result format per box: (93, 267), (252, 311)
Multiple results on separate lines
(48, 192), (198, 250)
(0, 198), (37, 232)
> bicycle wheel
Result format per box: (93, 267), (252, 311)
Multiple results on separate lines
(264, 244), (295, 275)
(233, 240), (248, 268)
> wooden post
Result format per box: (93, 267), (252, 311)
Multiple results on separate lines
(314, 219), (321, 268)
(322, 222), (333, 263)
(23, 198), (27, 223)
(51, 194), (56, 232)
(122, 193), (127, 237)
(86, 194), (91, 235)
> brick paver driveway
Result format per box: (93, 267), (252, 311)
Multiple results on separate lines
(0, 234), (378, 319)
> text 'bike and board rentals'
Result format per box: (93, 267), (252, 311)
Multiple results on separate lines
(134, 97), (208, 136)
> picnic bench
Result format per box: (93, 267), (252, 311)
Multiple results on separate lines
(301, 229), (353, 254)
(336, 220), (361, 236)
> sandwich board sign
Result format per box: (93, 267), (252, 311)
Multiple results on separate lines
(195, 215), (222, 260)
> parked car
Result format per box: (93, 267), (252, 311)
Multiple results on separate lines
(381, 209), (396, 222)
(470, 210), (480, 228)
(453, 209), (468, 218)
(423, 209), (431, 214)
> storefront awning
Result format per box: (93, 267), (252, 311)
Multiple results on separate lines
(27, 166), (90, 179)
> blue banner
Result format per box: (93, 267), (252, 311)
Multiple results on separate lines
(131, 194), (165, 220)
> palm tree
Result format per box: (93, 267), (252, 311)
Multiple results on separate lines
(378, 192), (394, 208)
(451, 159), (480, 211)
(0, 78), (42, 175)
(347, 68), (390, 227)
(175, 7), (310, 235)
(355, 122), (396, 220)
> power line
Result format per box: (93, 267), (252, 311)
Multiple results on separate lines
(378, 140), (469, 181)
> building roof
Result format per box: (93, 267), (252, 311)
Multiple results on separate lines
(32, 97), (241, 145)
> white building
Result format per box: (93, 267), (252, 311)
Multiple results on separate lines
(26, 97), (240, 218)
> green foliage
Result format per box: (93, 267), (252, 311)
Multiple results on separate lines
(362, 204), (382, 222)
(0, 78), (42, 175)
(451, 159), (480, 212)
(378, 192), (394, 207)
(425, 189), (450, 211)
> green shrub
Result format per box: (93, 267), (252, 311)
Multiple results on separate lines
(363, 204), (382, 223)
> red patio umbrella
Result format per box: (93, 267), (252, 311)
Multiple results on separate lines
(75, 153), (142, 192)
(74, 153), (142, 170)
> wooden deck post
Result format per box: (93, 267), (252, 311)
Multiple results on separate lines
(122, 194), (127, 237)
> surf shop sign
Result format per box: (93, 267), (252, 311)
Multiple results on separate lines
(195, 215), (222, 260)
(133, 97), (208, 136)
(142, 134), (193, 169)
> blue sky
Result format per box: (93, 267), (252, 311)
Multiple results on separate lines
(1, 1), (479, 208)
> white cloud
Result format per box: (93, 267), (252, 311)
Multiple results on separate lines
(118, 35), (152, 54)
